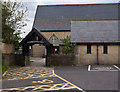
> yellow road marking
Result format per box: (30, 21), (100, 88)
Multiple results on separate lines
(2, 69), (84, 92)
(53, 70), (84, 91)
(32, 79), (54, 84)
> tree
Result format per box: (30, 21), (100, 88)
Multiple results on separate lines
(62, 37), (76, 54)
(2, 0), (28, 50)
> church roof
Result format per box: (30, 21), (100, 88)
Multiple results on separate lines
(33, 3), (119, 31)
(71, 20), (119, 43)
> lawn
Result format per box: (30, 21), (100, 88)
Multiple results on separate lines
(0, 50), (8, 73)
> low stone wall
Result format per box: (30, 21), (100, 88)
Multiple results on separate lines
(2, 54), (25, 66)
(25, 56), (30, 66)
(2, 43), (15, 54)
(46, 54), (77, 66)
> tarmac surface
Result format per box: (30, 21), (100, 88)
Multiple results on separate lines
(55, 66), (119, 92)
(2, 58), (83, 92)
(2, 57), (120, 92)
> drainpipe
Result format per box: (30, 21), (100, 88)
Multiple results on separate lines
(97, 45), (99, 65)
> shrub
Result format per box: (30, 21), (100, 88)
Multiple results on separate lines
(62, 37), (76, 54)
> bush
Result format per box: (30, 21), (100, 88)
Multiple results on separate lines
(62, 37), (76, 54)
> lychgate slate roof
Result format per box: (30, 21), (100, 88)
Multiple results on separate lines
(20, 28), (51, 46)
(71, 21), (119, 43)
(33, 3), (118, 31)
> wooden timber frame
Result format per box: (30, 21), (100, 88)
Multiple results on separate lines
(20, 28), (52, 66)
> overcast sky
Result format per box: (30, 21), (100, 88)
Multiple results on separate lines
(11, 0), (120, 38)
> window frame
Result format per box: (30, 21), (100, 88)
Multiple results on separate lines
(103, 45), (108, 54)
(87, 45), (91, 54)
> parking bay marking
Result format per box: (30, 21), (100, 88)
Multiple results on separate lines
(88, 65), (120, 71)
(113, 65), (120, 71)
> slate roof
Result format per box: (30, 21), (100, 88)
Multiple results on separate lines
(20, 28), (51, 46)
(33, 3), (119, 31)
(71, 21), (119, 43)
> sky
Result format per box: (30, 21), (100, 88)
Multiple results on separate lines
(11, 0), (120, 38)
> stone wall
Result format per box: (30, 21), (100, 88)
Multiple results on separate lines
(2, 54), (25, 66)
(74, 45), (97, 65)
(2, 43), (15, 54)
(41, 31), (70, 40)
(46, 54), (76, 66)
(47, 45), (119, 66)
(98, 45), (118, 65)
(31, 44), (46, 57)
(25, 56), (30, 66)
(75, 45), (119, 65)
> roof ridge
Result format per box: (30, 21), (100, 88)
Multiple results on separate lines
(38, 3), (120, 7)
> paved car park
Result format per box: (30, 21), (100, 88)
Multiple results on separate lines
(55, 65), (120, 92)
(2, 58), (85, 92)
(2, 59), (120, 92)
(2, 66), (84, 92)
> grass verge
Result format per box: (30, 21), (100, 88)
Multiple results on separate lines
(2, 61), (8, 73)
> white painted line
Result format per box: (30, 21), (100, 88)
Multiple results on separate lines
(76, 86), (86, 92)
(89, 65), (119, 72)
(113, 65), (120, 71)
(88, 65), (91, 71)
(90, 70), (118, 72)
